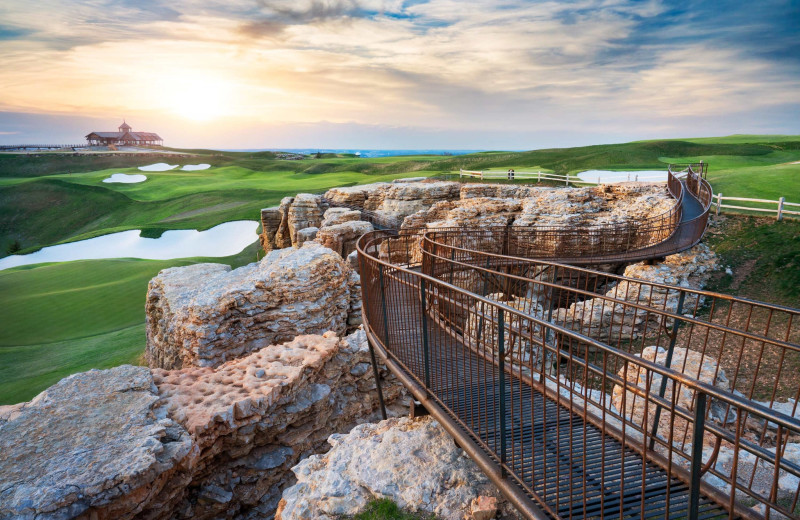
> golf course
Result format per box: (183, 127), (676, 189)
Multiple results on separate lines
(2, 135), (799, 404)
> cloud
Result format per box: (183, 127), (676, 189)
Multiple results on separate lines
(0, 0), (796, 146)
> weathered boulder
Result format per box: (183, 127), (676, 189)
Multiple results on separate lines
(274, 196), (295, 249)
(321, 207), (361, 228)
(287, 194), (324, 246)
(612, 346), (729, 445)
(555, 244), (718, 340)
(260, 207), (282, 251)
(1, 330), (406, 520)
(276, 416), (520, 520)
(377, 181), (461, 220)
(0, 365), (194, 520)
(146, 243), (353, 369)
(316, 220), (374, 258)
(324, 183), (390, 209)
(296, 226), (318, 246)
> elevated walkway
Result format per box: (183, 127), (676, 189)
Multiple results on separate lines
(357, 166), (800, 519)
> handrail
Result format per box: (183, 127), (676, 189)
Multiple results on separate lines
(357, 168), (800, 519)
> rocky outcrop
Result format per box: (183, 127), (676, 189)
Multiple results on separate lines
(612, 346), (729, 445)
(554, 244), (718, 340)
(316, 220), (374, 258)
(0, 365), (194, 520)
(321, 207), (361, 228)
(296, 227), (318, 246)
(377, 181), (461, 220)
(287, 194), (324, 246)
(324, 183), (389, 209)
(274, 197), (294, 249)
(146, 243), (354, 369)
(260, 207), (282, 251)
(0, 331), (405, 520)
(276, 416), (521, 520)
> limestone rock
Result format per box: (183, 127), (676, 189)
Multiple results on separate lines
(324, 183), (390, 209)
(288, 194), (323, 246)
(316, 220), (374, 258)
(260, 207), (282, 251)
(296, 226), (318, 246)
(146, 243), (353, 369)
(275, 416), (510, 520)
(471, 496), (499, 520)
(377, 181), (461, 220)
(321, 207), (361, 228)
(555, 244), (718, 340)
(612, 346), (729, 445)
(0, 365), (194, 520)
(274, 197), (295, 249)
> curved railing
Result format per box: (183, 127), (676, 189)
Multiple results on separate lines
(357, 168), (800, 519)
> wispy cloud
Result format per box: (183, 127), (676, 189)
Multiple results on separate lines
(0, 0), (797, 147)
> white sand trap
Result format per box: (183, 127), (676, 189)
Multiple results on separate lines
(103, 173), (147, 184)
(139, 163), (178, 171)
(577, 170), (668, 184)
(0, 221), (259, 271)
(181, 164), (211, 171)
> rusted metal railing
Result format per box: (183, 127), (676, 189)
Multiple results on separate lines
(357, 165), (800, 519)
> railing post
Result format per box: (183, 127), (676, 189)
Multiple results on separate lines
(498, 307), (507, 477)
(688, 391), (708, 520)
(378, 264), (390, 349)
(420, 279), (431, 392)
(778, 196), (785, 221)
(650, 290), (686, 449)
(716, 192), (722, 216)
(368, 262), (388, 420)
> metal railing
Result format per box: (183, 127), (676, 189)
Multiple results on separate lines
(357, 165), (800, 519)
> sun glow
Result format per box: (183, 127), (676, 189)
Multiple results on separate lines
(165, 77), (234, 122)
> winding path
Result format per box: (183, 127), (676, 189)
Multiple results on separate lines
(356, 167), (800, 520)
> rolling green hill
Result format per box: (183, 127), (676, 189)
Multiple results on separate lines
(1, 134), (798, 404)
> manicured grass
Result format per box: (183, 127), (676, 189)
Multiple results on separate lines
(0, 243), (261, 404)
(346, 499), (438, 520)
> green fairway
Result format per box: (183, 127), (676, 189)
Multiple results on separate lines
(0, 243), (261, 404)
(1, 136), (799, 404)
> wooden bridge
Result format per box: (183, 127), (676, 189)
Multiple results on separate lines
(356, 166), (800, 519)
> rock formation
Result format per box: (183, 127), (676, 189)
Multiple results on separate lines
(321, 207), (361, 228)
(146, 243), (355, 369)
(554, 244), (718, 340)
(260, 207), (282, 251)
(0, 365), (194, 520)
(612, 346), (729, 445)
(287, 194), (324, 246)
(276, 416), (521, 520)
(0, 330), (405, 520)
(316, 220), (374, 258)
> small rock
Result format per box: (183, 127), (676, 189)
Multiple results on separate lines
(471, 495), (498, 520)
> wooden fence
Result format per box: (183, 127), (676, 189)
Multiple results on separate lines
(714, 193), (799, 220)
(459, 169), (595, 185)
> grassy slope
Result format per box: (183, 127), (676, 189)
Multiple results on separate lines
(0, 243), (261, 404)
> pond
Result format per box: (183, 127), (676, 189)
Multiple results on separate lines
(577, 170), (667, 184)
(0, 221), (259, 271)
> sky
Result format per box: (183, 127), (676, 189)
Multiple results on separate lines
(0, 0), (798, 149)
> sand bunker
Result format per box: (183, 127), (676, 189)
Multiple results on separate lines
(0, 221), (259, 271)
(139, 163), (178, 172)
(103, 173), (147, 184)
(181, 164), (211, 171)
(577, 170), (667, 184)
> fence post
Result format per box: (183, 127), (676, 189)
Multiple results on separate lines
(649, 290), (686, 449)
(420, 279), (431, 392)
(480, 170), (484, 180)
(716, 193), (722, 216)
(688, 391), (708, 520)
(538, 171), (541, 183)
(498, 307), (507, 477)
(778, 196), (785, 221)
